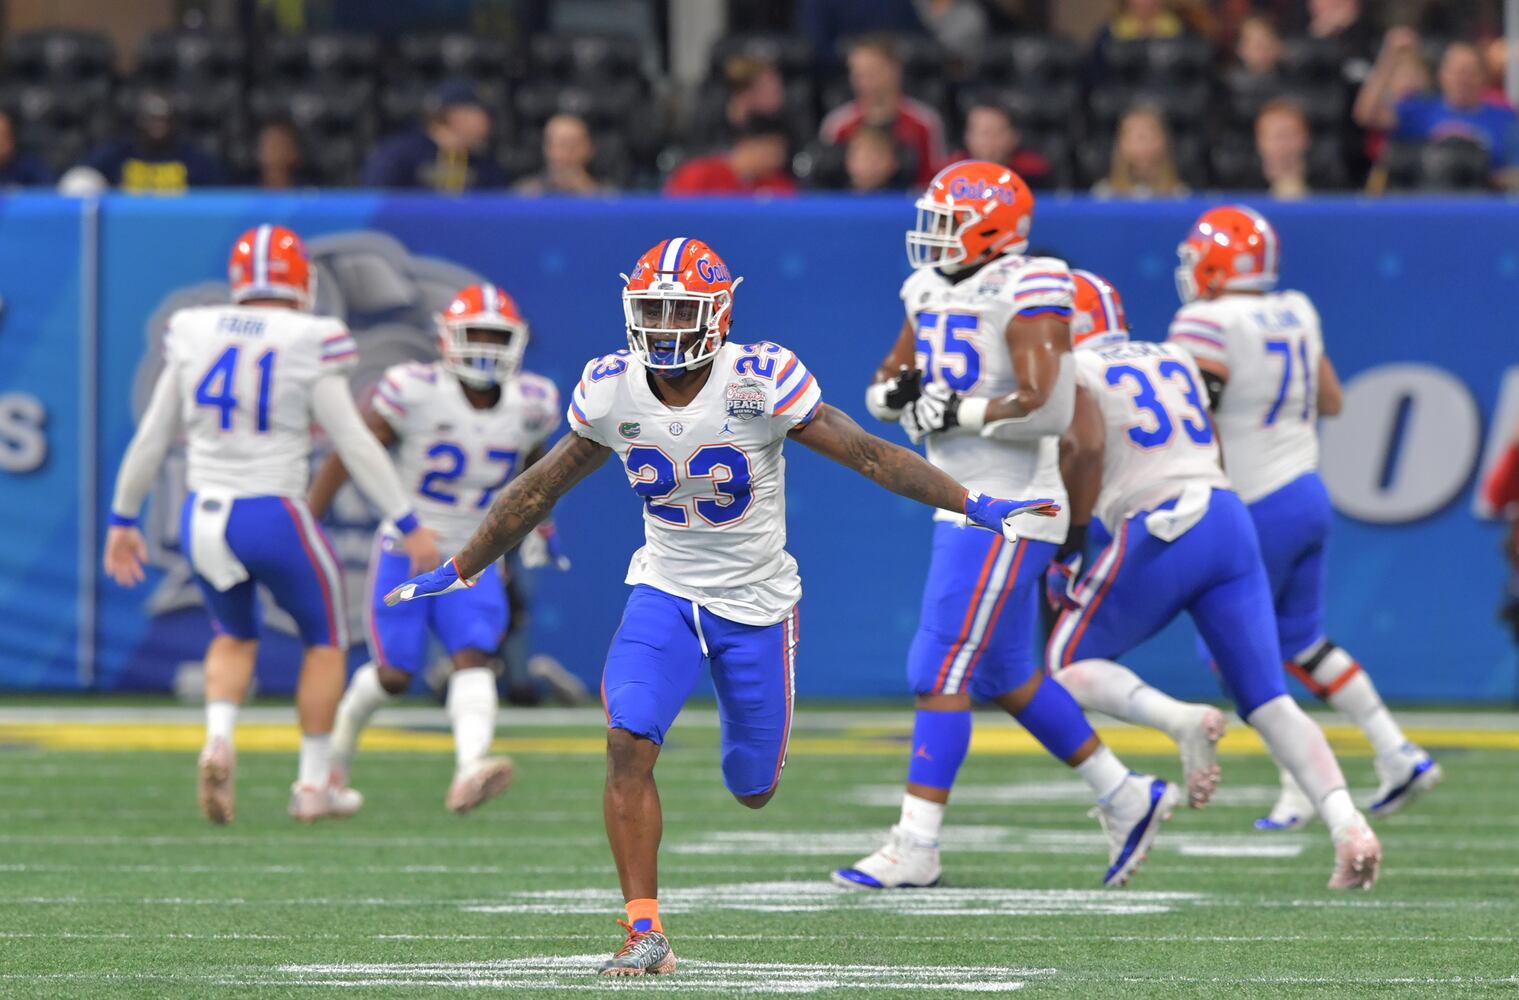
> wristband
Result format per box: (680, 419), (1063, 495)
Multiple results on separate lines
(394, 511), (421, 535)
(109, 512), (140, 529)
(955, 396), (990, 431)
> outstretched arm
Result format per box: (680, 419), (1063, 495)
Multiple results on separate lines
(452, 432), (610, 578)
(788, 403), (979, 514)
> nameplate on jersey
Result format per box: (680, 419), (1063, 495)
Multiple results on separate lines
(725, 377), (767, 422)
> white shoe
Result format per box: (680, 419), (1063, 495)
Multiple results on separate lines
(197, 738), (235, 826)
(288, 783), (331, 823)
(446, 757), (515, 814)
(1255, 768), (1316, 830)
(1329, 821), (1381, 890)
(326, 773), (364, 819)
(1096, 774), (1179, 888)
(1173, 705), (1226, 808)
(1369, 744), (1442, 817)
(831, 824), (941, 889)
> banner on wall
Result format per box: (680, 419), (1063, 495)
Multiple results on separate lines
(0, 193), (1511, 701)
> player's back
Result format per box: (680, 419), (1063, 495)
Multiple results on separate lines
(373, 361), (561, 553)
(1075, 340), (1229, 531)
(1168, 291), (1322, 503)
(164, 304), (355, 498)
(898, 252), (1071, 543)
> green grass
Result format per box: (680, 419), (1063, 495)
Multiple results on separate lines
(0, 710), (1515, 998)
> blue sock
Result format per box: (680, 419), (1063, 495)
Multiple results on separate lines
(1014, 677), (1096, 762)
(906, 709), (972, 790)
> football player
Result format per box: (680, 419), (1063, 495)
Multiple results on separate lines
(834, 161), (1181, 893)
(1047, 269), (1382, 889)
(384, 236), (1059, 976)
(1167, 206), (1439, 828)
(307, 283), (561, 815)
(103, 225), (437, 824)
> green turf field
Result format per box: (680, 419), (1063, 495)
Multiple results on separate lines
(0, 706), (1515, 998)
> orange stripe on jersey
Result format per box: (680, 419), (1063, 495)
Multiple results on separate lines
(773, 374), (815, 414)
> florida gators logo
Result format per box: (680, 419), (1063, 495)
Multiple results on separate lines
(696, 257), (732, 283)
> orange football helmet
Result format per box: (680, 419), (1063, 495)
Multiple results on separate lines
(1070, 269), (1130, 350)
(438, 282), (529, 387)
(906, 160), (1035, 270)
(1175, 205), (1279, 303)
(621, 237), (743, 372)
(228, 224), (313, 308)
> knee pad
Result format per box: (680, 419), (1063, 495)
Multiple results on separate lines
(1287, 640), (1360, 700)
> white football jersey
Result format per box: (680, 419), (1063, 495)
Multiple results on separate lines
(162, 304), (357, 498)
(568, 340), (824, 626)
(370, 362), (561, 553)
(1166, 291), (1323, 503)
(1075, 341), (1229, 531)
(898, 254), (1071, 543)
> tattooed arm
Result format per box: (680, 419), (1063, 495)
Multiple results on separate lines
(788, 403), (968, 514)
(452, 432), (611, 578)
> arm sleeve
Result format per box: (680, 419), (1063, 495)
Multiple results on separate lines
(369, 366), (413, 433)
(310, 375), (414, 523)
(1166, 306), (1231, 374)
(110, 367), (182, 520)
(568, 360), (615, 447)
(1009, 261), (1075, 319)
(771, 349), (824, 435)
(980, 351), (1076, 440)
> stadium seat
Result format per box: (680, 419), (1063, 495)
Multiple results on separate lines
(259, 33), (380, 86)
(529, 34), (643, 83)
(0, 81), (107, 171)
(395, 33), (516, 84)
(136, 32), (246, 87)
(1418, 137), (1492, 192)
(792, 136), (918, 190)
(1279, 37), (1345, 86)
(706, 32), (814, 79)
(1373, 140), (1424, 191)
(3, 30), (115, 102)
(112, 81), (243, 163)
(247, 84), (374, 184)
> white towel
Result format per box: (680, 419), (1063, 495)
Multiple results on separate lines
(1144, 482), (1213, 542)
(188, 491), (250, 591)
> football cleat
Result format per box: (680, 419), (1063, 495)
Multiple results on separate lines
(598, 920), (676, 976)
(196, 738), (235, 826)
(1096, 774), (1179, 887)
(830, 824), (941, 889)
(1175, 705), (1227, 808)
(326, 775), (364, 819)
(1255, 768), (1315, 830)
(1328, 822), (1381, 890)
(446, 756), (515, 815)
(1368, 744), (1442, 817)
(287, 783), (332, 823)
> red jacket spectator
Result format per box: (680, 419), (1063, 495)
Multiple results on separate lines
(820, 36), (946, 186)
(665, 117), (798, 196)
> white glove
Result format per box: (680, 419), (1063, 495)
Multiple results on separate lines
(900, 383), (958, 444)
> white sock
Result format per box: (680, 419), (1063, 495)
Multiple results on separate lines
(298, 734), (331, 789)
(331, 663), (393, 777)
(898, 792), (946, 843)
(1056, 659), (1197, 735)
(1295, 643), (1407, 759)
(447, 667), (498, 771)
(1074, 745), (1129, 801)
(1247, 695), (1359, 836)
(205, 700), (237, 746)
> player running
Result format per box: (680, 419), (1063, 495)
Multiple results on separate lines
(1047, 269), (1381, 889)
(307, 282), (560, 815)
(1167, 206), (1439, 829)
(383, 236), (1059, 976)
(103, 225), (437, 824)
(833, 160), (1180, 893)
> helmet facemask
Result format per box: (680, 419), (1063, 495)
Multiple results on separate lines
(440, 320), (527, 388)
(1174, 242), (1203, 303)
(621, 277), (738, 374)
(906, 197), (979, 270)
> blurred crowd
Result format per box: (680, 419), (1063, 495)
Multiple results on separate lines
(1, 0), (1514, 197)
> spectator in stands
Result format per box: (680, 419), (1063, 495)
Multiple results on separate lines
(955, 102), (1052, 189)
(1357, 37), (1519, 185)
(1089, 0), (1190, 81)
(1237, 14), (1284, 78)
(1352, 27), (1431, 166)
(820, 35), (946, 186)
(1309, 0), (1379, 86)
(801, 0), (925, 71)
(0, 109), (53, 187)
(844, 126), (902, 192)
(665, 116), (797, 196)
(361, 80), (506, 192)
(253, 120), (314, 190)
(80, 91), (222, 193)
(513, 113), (609, 196)
(1482, 39), (1512, 108)
(1255, 99), (1312, 198)
(1092, 103), (1189, 198)
(721, 55), (788, 135)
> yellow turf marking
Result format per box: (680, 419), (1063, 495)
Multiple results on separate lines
(2, 721), (1514, 755)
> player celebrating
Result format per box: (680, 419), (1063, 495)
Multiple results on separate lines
(1047, 270), (1381, 889)
(384, 236), (1059, 976)
(1167, 206), (1439, 828)
(833, 161), (1180, 893)
(307, 283), (560, 815)
(103, 225), (437, 824)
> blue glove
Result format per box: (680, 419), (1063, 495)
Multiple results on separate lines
(384, 557), (475, 606)
(1046, 523), (1089, 612)
(963, 490), (1061, 541)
